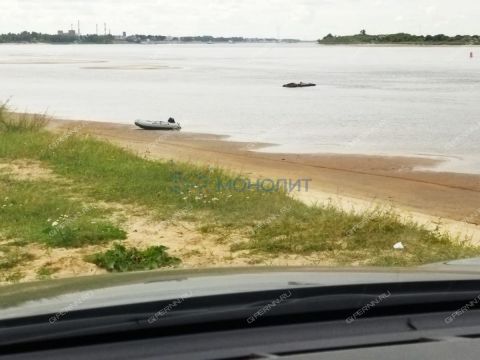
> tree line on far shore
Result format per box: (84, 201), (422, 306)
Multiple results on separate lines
(318, 30), (480, 45)
(0, 31), (300, 44)
(0, 32), (115, 44)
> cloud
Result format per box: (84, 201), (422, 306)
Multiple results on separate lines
(1, 0), (479, 39)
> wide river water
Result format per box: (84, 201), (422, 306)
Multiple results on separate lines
(1, 43), (479, 173)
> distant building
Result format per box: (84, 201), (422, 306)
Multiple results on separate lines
(57, 29), (76, 36)
(122, 31), (127, 38)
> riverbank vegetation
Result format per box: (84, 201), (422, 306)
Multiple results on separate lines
(1, 103), (479, 283)
(318, 31), (480, 45)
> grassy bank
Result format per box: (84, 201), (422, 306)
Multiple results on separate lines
(0, 175), (126, 248)
(1, 105), (479, 283)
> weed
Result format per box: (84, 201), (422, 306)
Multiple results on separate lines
(86, 243), (181, 272)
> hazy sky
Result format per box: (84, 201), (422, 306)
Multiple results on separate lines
(1, 0), (479, 40)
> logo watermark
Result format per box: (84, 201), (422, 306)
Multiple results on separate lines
(48, 291), (94, 324)
(253, 205), (292, 232)
(246, 291), (292, 324)
(444, 122), (480, 151)
(345, 202), (387, 236)
(346, 209), (382, 236)
(147, 291), (193, 325)
(345, 119), (387, 149)
(444, 294), (480, 324)
(46, 122), (87, 153)
(461, 207), (480, 225)
(172, 172), (312, 194)
(219, 178), (311, 193)
(346, 291), (391, 324)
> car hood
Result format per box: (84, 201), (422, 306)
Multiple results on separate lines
(1, 264), (480, 320)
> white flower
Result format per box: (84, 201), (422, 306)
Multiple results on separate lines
(212, 198), (219, 202)
(393, 242), (405, 250)
(52, 221), (59, 227)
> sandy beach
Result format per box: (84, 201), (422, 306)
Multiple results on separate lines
(46, 118), (480, 244)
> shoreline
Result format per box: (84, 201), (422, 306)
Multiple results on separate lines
(317, 43), (480, 47)
(47, 118), (480, 243)
(43, 116), (479, 176)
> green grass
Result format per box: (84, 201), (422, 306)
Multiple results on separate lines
(43, 219), (127, 248)
(1, 105), (480, 268)
(86, 243), (181, 272)
(0, 126), (291, 226)
(233, 205), (480, 266)
(0, 176), (126, 248)
(0, 102), (49, 132)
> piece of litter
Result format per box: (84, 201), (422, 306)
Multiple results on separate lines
(393, 242), (405, 250)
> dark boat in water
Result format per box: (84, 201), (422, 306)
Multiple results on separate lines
(283, 82), (316, 88)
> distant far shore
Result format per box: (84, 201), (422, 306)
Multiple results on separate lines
(0, 31), (301, 45)
(318, 32), (480, 46)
